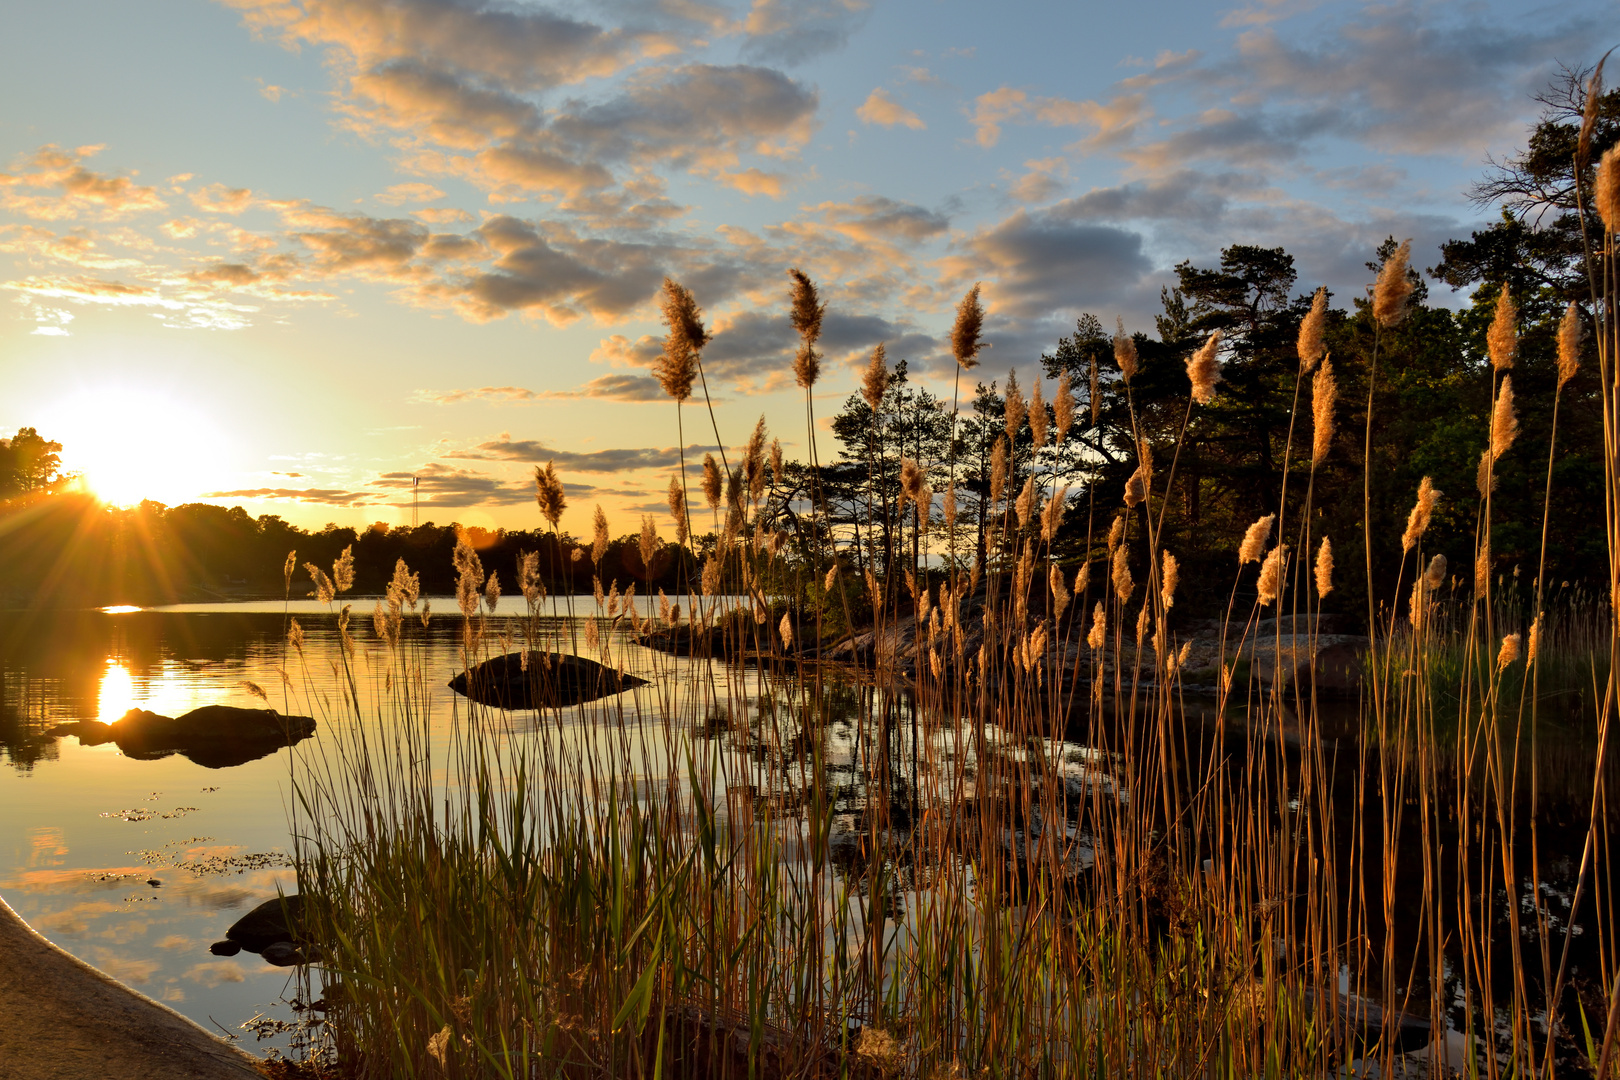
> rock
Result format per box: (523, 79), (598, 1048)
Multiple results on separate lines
(448, 652), (649, 710)
(45, 719), (115, 745)
(225, 894), (304, 951)
(145, 879), (161, 888)
(1243, 634), (1369, 694)
(105, 705), (316, 768)
(208, 939), (241, 956)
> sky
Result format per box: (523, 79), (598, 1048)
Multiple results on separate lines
(0, 0), (1610, 538)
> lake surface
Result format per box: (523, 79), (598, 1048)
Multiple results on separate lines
(0, 597), (755, 1057)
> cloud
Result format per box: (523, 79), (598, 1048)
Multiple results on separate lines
(1006, 159), (1068, 204)
(806, 196), (948, 245)
(448, 435), (698, 473)
(946, 209), (1153, 319)
(415, 374), (667, 404)
(188, 184), (257, 214)
(376, 181), (446, 205)
(203, 487), (378, 505)
(0, 145), (166, 221)
(856, 88), (924, 130)
(185, 960), (245, 987)
(367, 461), (534, 506)
(968, 89), (1149, 150)
(740, 0), (870, 65)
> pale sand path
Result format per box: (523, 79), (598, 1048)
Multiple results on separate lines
(0, 895), (265, 1080)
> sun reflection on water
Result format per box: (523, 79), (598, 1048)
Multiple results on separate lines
(97, 662), (139, 722)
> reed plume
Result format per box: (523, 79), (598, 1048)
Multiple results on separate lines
(1040, 484), (1068, 541)
(951, 283), (985, 370)
(1075, 561), (1090, 595)
(1497, 632), (1522, 670)
(1053, 374), (1075, 445)
(1315, 536), (1333, 597)
(1123, 466), (1146, 509)
(667, 476), (689, 545)
(701, 554), (720, 596)
(654, 278), (707, 402)
(1475, 542), (1490, 596)
(288, 617), (304, 652)
(1004, 369), (1026, 442)
(1311, 356), (1337, 465)
(535, 461), (567, 527)
(1401, 476), (1441, 552)
(1476, 450), (1495, 498)
(283, 550), (296, 592)
(1487, 283), (1517, 370)
(1298, 286), (1328, 372)
(591, 505), (609, 566)
(1579, 56), (1608, 167)
(305, 562), (335, 604)
(778, 612), (793, 649)
(1558, 301), (1583, 389)
(1528, 611), (1542, 663)
(639, 515), (658, 576)
(1087, 601), (1106, 650)
(788, 268), (825, 389)
(516, 552), (540, 606)
(824, 564), (838, 592)
(989, 437), (1008, 507)
(770, 439), (783, 486)
(1028, 380), (1048, 447)
(483, 571), (501, 615)
(1161, 550), (1180, 608)
(1374, 240), (1413, 327)
(1597, 145), (1620, 233)
(452, 535), (484, 618)
(1239, 513), (1274, 564)
(1113, 318), (1138, 382)
(333, 545), (355, 594)
(389, 558), (422, 611)
(1491, 376), (1519, 459)
(943, 483), (957, 532)
(1015, 475), (1037, 530)
(1425, 552), (1447, 590)
(862, 343), (888, 409)
(1186, 331), (1223, 405)
(1111, 545), (1134, 604)
(744, 416), (768, 500)
(1408, 578), (1426, 633)
(899, 457), (922, 517)
(1257, 544), (1286, 606)
(1050, 562), (1071, 622)
(701, 454), (722, 510)
(1107, 514), (1125, 553)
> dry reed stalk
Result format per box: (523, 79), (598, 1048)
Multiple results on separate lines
(535, 461), (567, 527)
(1089, 353), (1099, 426)
(1374, 240), (1413, 327)
(1401, 476), (1442, 552)
(1558, 301), (1584, 389)
(1477, 450), (1495, 498)
(788, 268), (825, 389)
(1492, 376), (1520, 459)
(702, 454), (722, 510)
(951, 283), (985, 370)
(1298, 286), (1328, 372)
(1487, 283), (1518, 370)
(1314, 537), (1333, 597)
(1186, 331), (1223, 405)
(1239, 513), (1274, 564)
(1113, 317), (1138, 382)
(1311, 356), (1337, 466)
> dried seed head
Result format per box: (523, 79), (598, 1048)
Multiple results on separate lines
(1597, 145), (1620, 234)
(639, 515), (658, 575)
(1401, 476), (1442, 552)
(1491, 376), (1519, 460)
(1497, 632), (1522, 671)
(770, 438), (784, 486)
(1004, 369), (1026, 442)
(1074, 562), (1090, 596)
(1314, 537), (1334, 598)
(667, 475), (688, 545)
(1111, 545), (1134, 604)
(1186, 330), (1223, 405)
(654, 277), (706, 403)
(726, 465), (743, 511)
(1408, 579), (1427, 633)
(1161, 550), (1180, 609)
(1135, 601), (1151, 643)
(1053, 374), (1075, 446)
(389, 557), (422, 611)
(1113, 318), (1138, 382)
(484, 570), (501, 614)
(1028, 380), (1048, 447)
(951, 283), (986, 370)
(1558, 302), (1583, 390)
(1527, 611), (1542, 663)
(1486, 283), (1517, 370)
(289, 617), (305, 652)
(701, 553), (720, 597)
(1474, 543), (1490, 596)
(701, 453), (722, 510)
(1015, 474), (1037, 529)
(779, 612), (793, 650)
(1476, 450), (1495, 498)
(824, 563), (838, 592)
(1087, 602), (1106, 651)
(1424, 552), (1447, 591)
(1579, 55), (1608, 168)
(592, 505), (609, 566)
(535, 461), (567, 528)
(1257, 544), (1287, 606)
(453, 535), (484, 618)
(862, 343), (888, 410)
(1238, 513), (1274, 564)
(1312, 356), (1337, 466)
(744, 415), (768, 500)
(1298, 286), (1328, 372)
(305, 562), (335, 604)
(1107, 514), (1125, 553)
(1374, 240), (1414, 328)
(1050, 562), (1071, 622)
(333, 545), (355, 594)
(943, 483), (958, 532)
(1041, 485), (1068, 541)
(516, 551), (540, 605)
(1123, 467), (1146, 509)
(283, 550), (297, 591)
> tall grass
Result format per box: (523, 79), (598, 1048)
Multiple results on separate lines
(272, 155), (1620, 1079)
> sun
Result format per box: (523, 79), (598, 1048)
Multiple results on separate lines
(45, 388), (229, 508)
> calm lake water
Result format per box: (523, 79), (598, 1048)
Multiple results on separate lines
(0, 597), (744, 1056)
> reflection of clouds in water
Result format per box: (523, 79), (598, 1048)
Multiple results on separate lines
(3, 866), (150, 890)
(155, 934), (191, 950)
(185, 959), (245, 986)
(28, 826), (67, 864)
(34, 900), (122, 936)
(163, 985), (186, 1003)
(94, 949), (160, 985)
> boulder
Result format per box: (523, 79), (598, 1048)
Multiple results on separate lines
(225, 894), (304, 951)
(107, 705), (316, 768)
(448, 652), (648, 710)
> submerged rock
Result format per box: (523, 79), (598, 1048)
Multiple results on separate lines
(225, 893), (304, 952)
(448, 651), (648, 710)
(50, 705), (316, 768)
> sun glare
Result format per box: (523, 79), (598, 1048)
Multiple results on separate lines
(97, 661), (138, 722)
(46, 388), (228, 507)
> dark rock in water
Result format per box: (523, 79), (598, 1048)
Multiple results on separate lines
(91, 705), (317, 768)
(1303, 988), (1432, 1054)
(226, 893), (304, 951)
(209, 939), (242, 957)
(258, 941), (309, 967)
(46, 719), (115, 745)
(448, 651), (648, 710)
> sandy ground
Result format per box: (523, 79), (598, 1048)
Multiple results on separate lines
(0, 894), (264, 1080)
